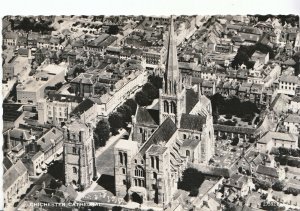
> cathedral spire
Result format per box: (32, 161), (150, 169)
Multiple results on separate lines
(165, 15), (179, 83)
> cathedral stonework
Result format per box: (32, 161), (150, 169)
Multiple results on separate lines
(114, 16), (215, 205)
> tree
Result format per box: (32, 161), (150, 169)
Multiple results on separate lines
(179, 168), (205, 192)
(148, 75), (163, 89)
(94, 120), (110, 148)
(108, 112), (124, 133)
(135, 91), (151, 106)
(107, 25), (120, 35)
(272, 180), (284, 191)
(124, 99), (137, 115)
(117, 105), (132, 124)
(231, 137), (239, 146)
(142, 82), (159, 99)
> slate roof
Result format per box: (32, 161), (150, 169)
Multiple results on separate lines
(258, 131), (298, 144)
(146, 144), (168, 155)
(70, 98), (95, 117)
(3, 103), (23, 122)
(9, 128), (31, 140)
(256, 165), (278, 178)
(180, 113), (206, 131)
(285, 114), (300, 124)
(291, 96), (300, 103)
(279, 75), (300, 84)
(185, 89), (199, 114)
(139, 117), (177, 155)
(37, 127), (63, 152)
(3, 160), (27, 192)
(3, 156), (13, 173)
(135, 107), (159, 126)
(181, 139), (200, 150)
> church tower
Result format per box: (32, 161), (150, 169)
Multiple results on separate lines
(63, 120), (97, 189)
(159, 16), (186, 127)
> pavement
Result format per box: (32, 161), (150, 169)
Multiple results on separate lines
(76, 129), (127, 201)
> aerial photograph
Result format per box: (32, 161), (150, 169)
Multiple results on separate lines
(2, 13), (300, 211)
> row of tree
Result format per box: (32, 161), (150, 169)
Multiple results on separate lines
(134, 75), (163, 107)
(12, 17), (54, 33)
(271, 147), (300, 158)
(93, 75), (162, 147)
(274, 155), (300, 168)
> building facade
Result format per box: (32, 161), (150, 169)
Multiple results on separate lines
(63, 120), (97, 189)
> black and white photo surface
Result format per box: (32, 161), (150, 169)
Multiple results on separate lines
(2, 14), (300, 211)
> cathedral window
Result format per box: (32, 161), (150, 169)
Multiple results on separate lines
(156, 157), (159, 171)
(135, 166), (145, 177)
(139, 128), (143, 133)
(186, 150), (190, 157)
(72, 147), (76, 154)
(119, 152), (123, 164)
(124, 153), (128, 165)
(151, 157), (155, 168)
(170, 101), (176, 114)
(73, 167), (77, 174)
(183, 134), (187, 139)
(164, 101), (169, 113)
(122, 168), (126, 174)
(195, 136), (199, 140)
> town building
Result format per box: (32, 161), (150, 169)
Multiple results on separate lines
(257, 131), (299, 153)
(283, 114), (300, 134)
(16, 63), (67, 104)
(3, 158), (29, 207)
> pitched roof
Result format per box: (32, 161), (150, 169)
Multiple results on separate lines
(186, 89), (199, 113)
(3, 156), (13, 173)
(256, 165), (278, 178)
(135, 107), (159, 126)
(279, 75), (300, 84)
(181, 139), (200, 150)
(291, 96), (300, 103)
(139, 117), (176, 155)
(146, 144), (168, 155)
(285, 114), (300, 124)
(180, 113), (206, 131)
(258, 131), (298, 144)
(37, 127), (63, 152)
(3, 160), (27, 191)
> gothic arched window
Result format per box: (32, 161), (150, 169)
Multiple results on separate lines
(170, 101), (176, 114)
(156, 157), (159, 171)
(151, 156), (155, 168)
(164, 101), (169, 113)
(135, 166), (145, 177)
(119, 152), (123, 164)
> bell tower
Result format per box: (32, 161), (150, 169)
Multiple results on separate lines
(159, 15), (186, 127)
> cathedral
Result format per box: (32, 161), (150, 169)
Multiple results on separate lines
(114, 16), (215, 206)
